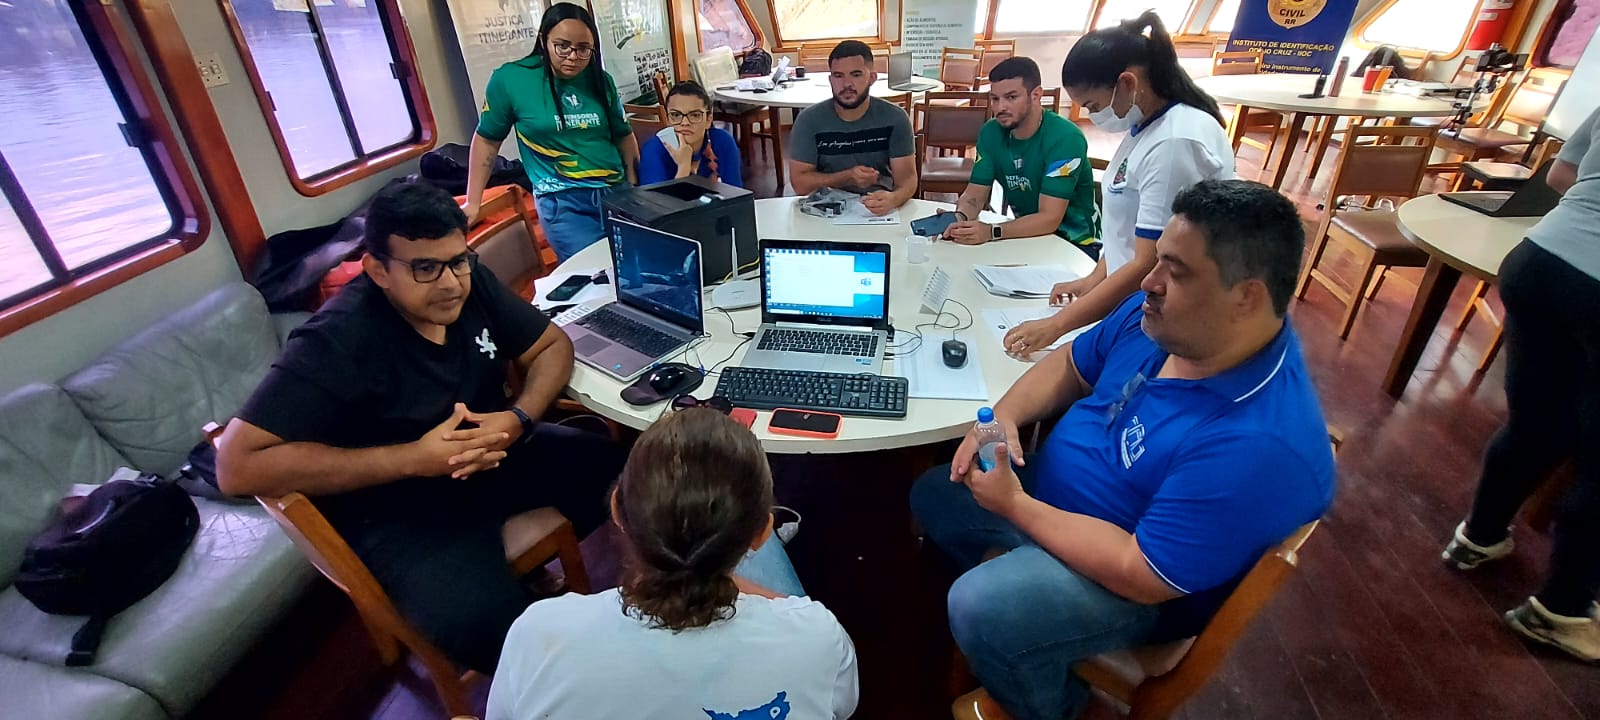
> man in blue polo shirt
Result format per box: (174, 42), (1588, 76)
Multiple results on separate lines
(912, 179), (1334, 720)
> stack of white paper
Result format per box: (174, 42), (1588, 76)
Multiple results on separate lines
(972, 265), (1079, 299)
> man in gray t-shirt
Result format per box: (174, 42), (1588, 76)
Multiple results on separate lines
(788, 40), (917, 215)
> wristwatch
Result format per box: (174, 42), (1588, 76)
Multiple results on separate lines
(991, 223), (1004, 241)
(509, 406), (536, 444)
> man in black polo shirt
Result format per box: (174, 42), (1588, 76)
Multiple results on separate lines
(217, 182), (619, 673)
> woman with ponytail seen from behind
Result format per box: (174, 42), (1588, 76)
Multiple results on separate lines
(1002, 10), (1236, 358)
(486, 408), (858, 720)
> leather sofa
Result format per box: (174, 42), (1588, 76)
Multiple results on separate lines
(0, 283), (317, 719)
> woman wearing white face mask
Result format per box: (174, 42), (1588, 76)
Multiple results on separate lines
(1002, 11), (1235, 357)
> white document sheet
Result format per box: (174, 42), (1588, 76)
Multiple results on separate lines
(982, 307), (1098, 355)
(894, 334), (989, 401)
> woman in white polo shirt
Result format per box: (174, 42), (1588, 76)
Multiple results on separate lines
(487, 408), (858, 720)
(1003, 10), (1234, 356)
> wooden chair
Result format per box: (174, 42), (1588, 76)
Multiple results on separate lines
(952, 522), (1322, 720)
(465, 185), (548, 300)
(623, 102), (666, 123)
(797, 43), (834, 73)
(696, 48), (774, 161)
(259, 493), (589, 718)
(914, 98), (990, 197)
(883, 91), (913, 116)
(975, 39), (1016, 83)
(1296, 125), (1438, 339)
(939, 47), (984, 91)
(1434, 68), (1565, 170)
(1041, 87), (1062, 115)
(1213, 50), (1288, 163)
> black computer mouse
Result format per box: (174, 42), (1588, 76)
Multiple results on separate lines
(941, 339), (968, 369)
(647, 363), (700, 393)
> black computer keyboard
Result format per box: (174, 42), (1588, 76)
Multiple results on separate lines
(755, 328), (879, 358)
(715, 366), (909, 419)
(576, 308), (683, 357)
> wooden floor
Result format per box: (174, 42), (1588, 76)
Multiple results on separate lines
(200, 121), (1600, 720)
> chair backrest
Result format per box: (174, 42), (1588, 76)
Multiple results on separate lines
(696, 47), (739, 86)
(1212, 50), (1262, 76)
(1127, 520), (1320, 720)
(624, 102), (666, 122)
(940, 47), (983, 88)
(798, 43), (833, 72)
(468, 185), (547, 300)
(1497, 76), (1561, 133)
(976, 39), (1015, 78)
(1325, 125), (1438, 204)
(630, 116), (668, 155)
(651, 69), (671, 105)
(918, 101), (990, 150)
(1040, 87), (1062, 115)
(883, 91), (913, 116)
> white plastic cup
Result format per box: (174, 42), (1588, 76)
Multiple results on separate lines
(907, 234), (930, 264)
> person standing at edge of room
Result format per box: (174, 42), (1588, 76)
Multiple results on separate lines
(787, 40), (918, 215)
(462, 3), (638, 261)
(1003, 10), (1234, 358)
(1442, 105), (1600, 663)
(638, 80), (745, 188)
(487, 408), (857, 720)
(943, 56), (1100, 256)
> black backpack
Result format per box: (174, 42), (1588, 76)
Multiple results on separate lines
(15, 477), (199, 666)
(739, 48), (773, 77)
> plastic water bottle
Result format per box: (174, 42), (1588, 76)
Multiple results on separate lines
(974, 407), (1007, 472)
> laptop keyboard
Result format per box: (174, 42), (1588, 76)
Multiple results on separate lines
(576, 308), (684, 357)
(757, 328), (879, 357)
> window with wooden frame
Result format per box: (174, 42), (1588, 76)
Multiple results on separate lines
(697, 0), (764, 52)
(1536, 0), (1600, 68)
(0, 0), (207, 331)
(769, 0), (883, 46)
(1205, 0), (1243, 33)
(993, 0), (1093, 34)
(219, 0), (435, 196)
(1092, 0), (1198, 30)
(1357, 0), (1484, 59)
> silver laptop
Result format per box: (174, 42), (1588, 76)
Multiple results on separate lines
(741, 239), (891, 374)
(565, 218), (703, 381)
(888, 51), (940, 92)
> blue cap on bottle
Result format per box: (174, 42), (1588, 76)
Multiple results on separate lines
(977, 406), (994, 423)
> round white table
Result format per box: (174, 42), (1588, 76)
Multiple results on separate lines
(558, 197), (1096, 453)
(1383, 194), (1541, 397)
(1195, 73), (1460, 190)
(711, 77), (946, 190)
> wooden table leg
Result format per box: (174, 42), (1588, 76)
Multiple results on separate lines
(1228, 103), (1249, 153)
(1270, 112), (1309, 190)
(1383, 256), (1463, 397)
(769, 105), (786, 191)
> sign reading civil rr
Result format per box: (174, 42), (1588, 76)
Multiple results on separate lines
(1224, 0), (1359, 74)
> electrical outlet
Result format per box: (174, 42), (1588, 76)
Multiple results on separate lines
(196, 52), (229, 88)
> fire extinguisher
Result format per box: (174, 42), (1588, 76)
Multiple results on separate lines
(1467, 0), (1516, 52)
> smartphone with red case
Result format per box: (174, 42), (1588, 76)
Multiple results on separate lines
(729, 407), (758, 429)
(767, 408), (842, 438)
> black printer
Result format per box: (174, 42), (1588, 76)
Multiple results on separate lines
(603, 176), (757, 286)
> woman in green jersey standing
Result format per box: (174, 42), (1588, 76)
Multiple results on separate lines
(464, 3), (638, 261)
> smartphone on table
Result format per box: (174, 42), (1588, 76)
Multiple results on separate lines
(767, 408), (842, 439)
(910, 211), (961, 237)
(544, 275), (593, 302)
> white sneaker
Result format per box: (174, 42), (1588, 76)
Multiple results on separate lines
(1441, 521), (1514, 570)
(1505, 596), (1600, 663)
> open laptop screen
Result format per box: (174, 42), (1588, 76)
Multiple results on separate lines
(607, 217), (704, 332)
(889, 51), (912, 84)
(761, 240), (889, 327)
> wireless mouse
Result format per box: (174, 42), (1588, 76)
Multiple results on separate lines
(941, 339), (968, 369)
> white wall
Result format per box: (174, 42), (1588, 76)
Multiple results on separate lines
(0, 0), (480, 396)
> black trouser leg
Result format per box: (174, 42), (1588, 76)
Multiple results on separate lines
(345, 423), (623, 671)
(1464, 241), (1600, 616)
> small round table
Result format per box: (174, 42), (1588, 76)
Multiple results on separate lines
(711, 77), (945, 190)
(1383, 194), (1542, 397)
(1195, 74), (1460, 190)
(558, 197), (1097, 453)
